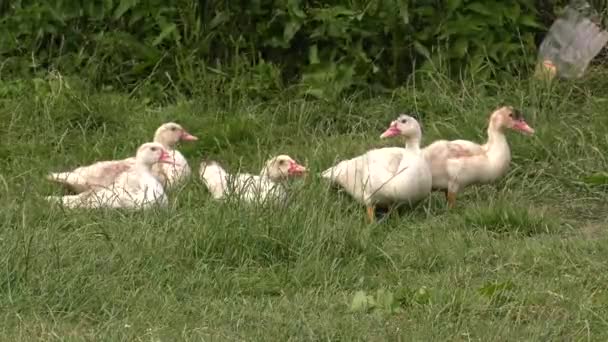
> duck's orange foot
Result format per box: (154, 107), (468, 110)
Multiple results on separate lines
(447, 191), (457, 209)
(366, 205), (375, 223)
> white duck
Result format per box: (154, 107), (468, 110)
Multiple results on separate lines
(45, 142), (175, 209)
(321, 114), (432, 222)
(422, 105), (535, 208)
(148, 122), (198, 189)
(47, 122), (197, 192)
(199, 155), (308, 204)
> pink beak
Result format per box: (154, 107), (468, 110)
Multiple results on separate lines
(380, 122), (401, 138)
(181, 130), (198, 141)
(512, 119), (535, 135)
(159, 150), (176, 164)
(288, 161), (307, 176)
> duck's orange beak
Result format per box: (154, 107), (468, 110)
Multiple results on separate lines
(159, 150), (176, 164)
(512, 119), (535, 135)
(288, 161), (307, 176)
(380, 122), (401, 138)
(181, 130), (198, 141)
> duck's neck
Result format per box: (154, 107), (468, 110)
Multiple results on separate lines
(486, 121), (508, 147)
(135, 161), (153, 175)
(259, 168), (270, 179)
(153, 136), (173, 149)
(259, 167), (278, 182)
(403, 137), (421, 153)
(485, 123), (510, 162)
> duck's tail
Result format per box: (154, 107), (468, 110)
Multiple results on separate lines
(199, 160), (229, 199)
(321, 160), (348, 182)
(46, 171), (88, 191)
(45, 194), (87, 209)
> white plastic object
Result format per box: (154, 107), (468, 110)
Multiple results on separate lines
(536, 0), (608, 79)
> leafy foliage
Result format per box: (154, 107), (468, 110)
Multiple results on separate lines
(583, 172), (608, 186)
(0, 0), (551, 99)
(349, 286), (431, 314)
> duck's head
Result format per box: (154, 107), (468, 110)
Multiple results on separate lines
(380, 114), (422, 141)
(261, 155), (307, 181)
(136, 142), (175, 166)
(154, 122), (198, 147)
(490, 106), (535, 135)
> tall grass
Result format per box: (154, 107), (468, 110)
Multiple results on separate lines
(1, 67), (608, 340)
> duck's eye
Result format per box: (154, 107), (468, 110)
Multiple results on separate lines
(279, 160), (286, 165)
(170, 127), (177, 131)
(508, 113), (514, 118)
(151, 147), (157, 152)
(400, 119), (408, 124)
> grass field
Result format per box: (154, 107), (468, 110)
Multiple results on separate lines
(1, 69), (608, 341)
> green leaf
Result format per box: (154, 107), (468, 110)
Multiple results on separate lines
(467, 2), (492, 16)
(283, 20), (301, 43)
(488, 44), (500, 60)
(441, 17), (485, 38)
(504, 3), (521, 21)
(263, 37), (288, 48)
(303, 88), (325, 99)
(105, 31), (160, 61)
(309, 26), (326, 39)
(84, 2), (93, 18)
(503, 43), (521, 53)
(478, 280), (515, 298)
(152, 22), (177, 46)
(414, 27), (433, 41)
(350, 290), (374, 312)
(287, 0), (306, 19)
(334, 64), (355, 87)
(104, 0), (113, 12)
(414, 6), (435, 17)
(451, 38), (468, 58)
(413, 41), (431, 59)
(326, 20), (348, 38)
(478, 280), (516, 306)
(209, 11), (230, 30)
(329, 6), (356, 17)
(375, 289), (395, 311)
(413, 286), (431, 304)
(47, 6), (66, 24)
(519, 15), (543, 28)
(128, 10), (144, 26)
(113, 0), (138, 19)
(399, 1), (409, 25)
(413, 6), (436, 17)
(446, 0), (463, 12)
(583, 172), (608, 185)
(309, 44), (320, 64)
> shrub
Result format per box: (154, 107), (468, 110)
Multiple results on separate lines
(0, 0), (555, 99)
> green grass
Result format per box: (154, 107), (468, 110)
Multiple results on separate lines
(1, 69), (608, 341)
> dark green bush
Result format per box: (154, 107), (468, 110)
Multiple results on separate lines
(0, 0), (567, 99)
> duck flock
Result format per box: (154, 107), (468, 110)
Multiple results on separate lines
(45, 106), (535, 222)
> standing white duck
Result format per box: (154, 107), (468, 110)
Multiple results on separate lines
(45, 142), (175, 209)
(47, 122), (197, 192)
(199, 155), (308, 204)
(321, 114), (432, 222)
(422, 105), (535, 209)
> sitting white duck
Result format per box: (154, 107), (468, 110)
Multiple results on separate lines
(199, 155), (308, 204)
(47, 122), (197, 192)
(45, 142), (175, 209)
(321, 114), (432, 222)
(422, 105), (535, 208)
